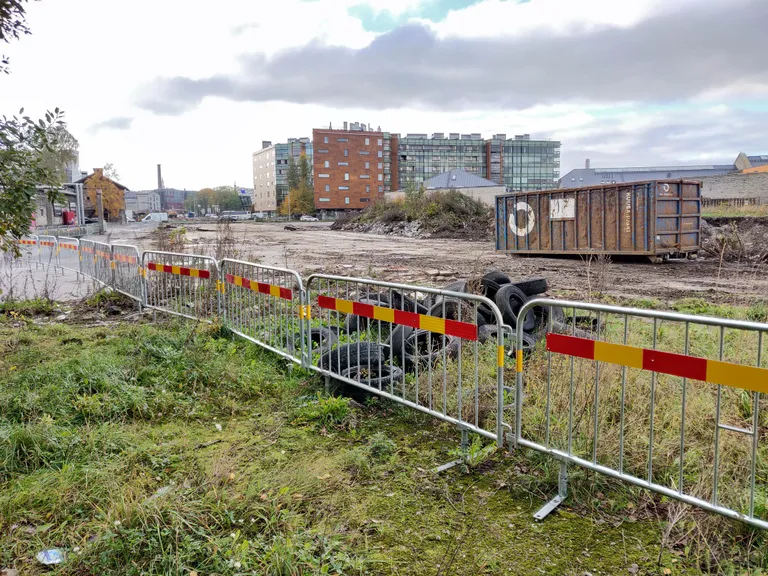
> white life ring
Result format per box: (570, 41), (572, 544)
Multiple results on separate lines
(510, 201), (535, 237)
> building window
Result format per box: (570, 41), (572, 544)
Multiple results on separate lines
(365, 138), (370, 145)
(360, 174), (370, 179)
(318, 173), (330, 178)
(344, 173), (349, 181)
(359, 151), (369, 155)
(323, 136), (328, 144)
(338, 138), (348, 142)
(318, 149), (329, 153)
(345, 197), (350, 205)
(365, 161), (370, 169)
(319, 197), (330, 202)
(324, 160), (329, 168)
(365, 185), (370, 193)
(325, 184), (330, 192)
(378, 174), (383, 181)
(339, 186), (349, 190)
(378, 151), (383, 158)
(344, 149), (349, 157)
(378, 162), (383, 170)
(378, 139), (382, 146)
(378, 186), (383, 192)
(360, 198), (370, 203)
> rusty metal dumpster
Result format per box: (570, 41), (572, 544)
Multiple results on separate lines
(495, 180), (701, 258)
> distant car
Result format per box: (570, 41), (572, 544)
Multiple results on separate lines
(83, 217), (98, 224)
(300, 215), (319, 222)
(250, 212), (266, 220)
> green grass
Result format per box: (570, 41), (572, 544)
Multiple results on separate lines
(1, 302), (766, 574)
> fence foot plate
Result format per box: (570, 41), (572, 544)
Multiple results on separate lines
(533, 494), (565, 521)
(434, 459), (464, 473)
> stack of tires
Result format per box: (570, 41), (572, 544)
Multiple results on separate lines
(314, 271), (571, 390)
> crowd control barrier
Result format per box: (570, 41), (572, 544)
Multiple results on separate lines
(306, 274), (507, 448)
(514, 298), (768, 530)
(37, 235), (58, 270)
(57, 237), (81, 277)
(111, 244), (143, 302)
(5, 238), (768, 531)
(142, 251), (220, 321)
(220, 259), (307, 365)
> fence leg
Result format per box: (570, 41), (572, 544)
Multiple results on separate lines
(534, 460), (568, 521)
(324, 374), (330, 394)
(435, 427), (469, 473)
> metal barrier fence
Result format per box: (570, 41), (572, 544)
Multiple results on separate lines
(57, 237), (81, 276)
(17, 236), (39, 269)
(220, 259), (307, 365)
(306, 274), (507, 447)
(38, 235), (58, 269)
(79, 239), (98, 280)
(111, 244), (142, 302)
(93, 241), (113, 287)
(515, 298), (768, 529)
(142, 251), (220, 321)
(6, 237), (768, 531)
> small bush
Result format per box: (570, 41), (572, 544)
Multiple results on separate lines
(293, 393), (351, 427)
(747, 301), (768, 323)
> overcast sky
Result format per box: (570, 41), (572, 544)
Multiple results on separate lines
(1, 0), (766, 190)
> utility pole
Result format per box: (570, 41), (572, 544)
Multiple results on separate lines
(96, 189), (106, 234)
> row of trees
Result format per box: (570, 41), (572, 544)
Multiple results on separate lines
(183, 186), (246, 214)
(279, 152), (314, 216)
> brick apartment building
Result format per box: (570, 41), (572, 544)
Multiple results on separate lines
(312, 124), (560, 211)
(313, 125), (387, 211)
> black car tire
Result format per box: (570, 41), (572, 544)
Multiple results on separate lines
(514, 277), (549, 297)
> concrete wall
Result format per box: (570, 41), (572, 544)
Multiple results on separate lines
(700, 172), (768, 201)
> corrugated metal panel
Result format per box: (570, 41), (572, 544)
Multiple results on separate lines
(496, 180), (702, 257)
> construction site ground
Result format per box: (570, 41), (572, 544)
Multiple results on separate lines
(102, 221), (768, 307)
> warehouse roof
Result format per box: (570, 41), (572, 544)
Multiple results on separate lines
(424, 169), (500, 189)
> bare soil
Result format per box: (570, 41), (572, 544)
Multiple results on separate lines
(102, 221), (768, 306)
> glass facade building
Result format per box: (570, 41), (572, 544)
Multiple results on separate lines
(394, 133), (560, 192)
(275, 137), (313, 206)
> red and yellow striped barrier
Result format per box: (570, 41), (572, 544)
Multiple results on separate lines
(96, 249), (111, 260)
(113, 253), (137, 264)
(147, 261), (211, 279)
(81, 246), (94, 254)
(20, 239), (37, 246)
(318, 295), (478, 341)
(224, 273), (293, 300)
(59, 242), (78, 251)
(40, 240), (55, 248)
(546, 333), (768, 394)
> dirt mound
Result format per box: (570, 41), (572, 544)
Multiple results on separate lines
(701, 216), (768, 262)
(331, 190), (494, 241)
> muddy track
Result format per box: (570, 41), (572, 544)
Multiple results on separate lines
(105, 222), (768, 306)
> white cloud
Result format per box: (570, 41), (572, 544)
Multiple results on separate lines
(0, 0), (763, 191)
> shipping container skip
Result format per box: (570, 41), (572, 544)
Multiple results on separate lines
(495, 180), (701, 259)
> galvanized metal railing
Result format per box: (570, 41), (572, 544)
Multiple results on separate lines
(37, 235), (58, 270)
(220, 259), (307, 365)
(306, 274), (507, 449)
(514, 298), (768, 529)
(92, 241), (113, 287)
(111, 244), (143, 303)
(56, 237), (81, 277)
(17, 236), (39, 269)
(141, 251), (220, 321)
(5, 237), (768, 531)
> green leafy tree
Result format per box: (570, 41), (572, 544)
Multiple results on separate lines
(211, 186), (243, 211)
(39, 125), (78, 182)
(280, 152), (315, 215)
(1, 0), (69, 253)
(103, 162), (120, 182)
(1, 0), (33, 74)
(287, 156), (300, 192)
